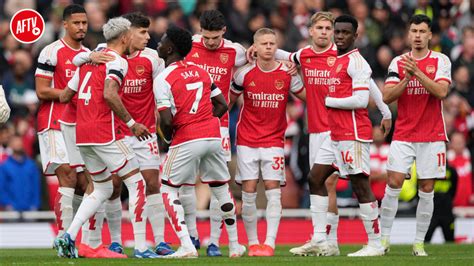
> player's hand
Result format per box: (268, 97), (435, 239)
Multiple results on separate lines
(89, 51), (115, 64)
(246, 45), (257, 62)
(283, 61), (298, 76)
(401, 55), (418, 78)
(131, 123), (152, 141)
(380, 118), (392, 138)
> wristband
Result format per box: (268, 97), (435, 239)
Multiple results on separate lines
(126, 118), (136, 128)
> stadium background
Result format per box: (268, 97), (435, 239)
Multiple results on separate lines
(0, 0), (473, 249)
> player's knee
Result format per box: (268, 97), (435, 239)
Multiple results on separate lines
(221, 202), (234, 213)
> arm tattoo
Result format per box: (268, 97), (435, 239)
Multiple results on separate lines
(104, 79), (132, 123)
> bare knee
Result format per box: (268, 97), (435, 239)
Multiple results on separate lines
(56, 164), (76, 188)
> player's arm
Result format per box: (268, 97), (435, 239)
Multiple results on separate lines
(73, 44), (113, 67)
(35, 77), (63, 101)
(382, 56), (411, 104)
(59, 69), (79, 103)
(158, 108), (173, 145)
(325, 90), (369, 110)
(210, 83), (228, 118)
(290, 74), (305, 101)
(293, 89), (306, 101)
(370, 79), (392, 137)
(0, 85), (11, 123)
(59, 88), (76, 103)
(103, 79), (151, 141)
(402, 55), (449, 99)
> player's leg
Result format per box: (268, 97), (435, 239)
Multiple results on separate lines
(348, 173), (383, 256)
(235, 145), (259, 254)
(179, 185), (200, 248)
(241, 180), (259, 255)
(129, 134), (173, 255)
(161, 142), (200, 258)
(202, 140), (245, 258)
(255, 147), (285, 256)
(380, 141), (415, 252)
(343, 141), (383, 257)
(93, 139), (156, 258)
(325, 173), (340, 255)
(55, 146), (113, 258)
(38, 129), (74, 237)
(106, 174), (123, 254)
(412, 141), (445, 256)
(261, 180), (281, 257)
(207, 127), (231, 256)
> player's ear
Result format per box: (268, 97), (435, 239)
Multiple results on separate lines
(222, 26), (227, 34)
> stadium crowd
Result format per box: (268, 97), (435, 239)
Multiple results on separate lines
(0, 0), (472, 216)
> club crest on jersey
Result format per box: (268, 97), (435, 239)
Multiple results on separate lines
(426, 65), (435, 74)
(336, 64), (343, 73)
(220, 53), (229, 64)
(275, 79), (284, 90)
(136, 65), (145, 75)
(327, 56), (336, 67)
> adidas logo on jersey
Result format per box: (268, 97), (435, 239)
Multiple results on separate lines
(249, 81), (256, 87)
(66, 59), (72, 65)
(192, 52), (199, 58)
(305, 58), (311, 63)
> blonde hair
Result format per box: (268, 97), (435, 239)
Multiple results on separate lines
(103, 17), (131, 42)
(309, 11), (334, 27)
(253, 28), (276, 42)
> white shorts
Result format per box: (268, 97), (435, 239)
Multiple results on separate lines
(161, 139), (230, 186)
(124, 133), (160, 171)
(60, 123), (85, 171)
(387, 141), (446, 179)
(220, 127), (231, 162)
(78, 139), (138, 181)
(332, 140), (370, 177)
(38, 129), (69, 176)
(235, 145), (285, 185)
(309, 131), (336, 166)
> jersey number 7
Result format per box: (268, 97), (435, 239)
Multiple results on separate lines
(186, 81), (203, 114)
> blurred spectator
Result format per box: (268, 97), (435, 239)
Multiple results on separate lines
(225, 0), (254, 45)
(373, 45), (394, 79)
(451, 25), (474, 62)
(437, 8), (458, 56)
(82, 1), (106, 49)
(452, 26), (474, 85)
(1, 49), (34, 115)
(369, 126), (390, 202)
(0, 123), (11, 162)
(448, 131), (473, 206)
(414, 0), (433, 19)
(425, 164), (458, 243)
(451, 66), (473, 107)
(0, 135), (41, 211)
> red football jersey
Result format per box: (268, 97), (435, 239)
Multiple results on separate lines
(185, 35), (247, 128)
(120, 48), (165, 135)
(385, 50), (451, 142)
(68, 49), (128, 145)
(290, 44), (337, 133)
(231, 62), (304, 148)
(35, 39), (88, 131)
(153, 60), (221, 147)
(327, 49), (372, 142)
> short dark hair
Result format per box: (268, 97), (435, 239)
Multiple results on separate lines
(409, 14), (432, 29)
(199, 10), (226, 31)
(63, 4), (86, 21)
(122, 12), (150, 28)
(334, 14), (358, 33)
(166, 26), (193, 57)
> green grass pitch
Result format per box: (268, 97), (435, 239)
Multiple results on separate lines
(0, 244), (473, 265)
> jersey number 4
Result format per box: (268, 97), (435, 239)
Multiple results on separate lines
(186, 81), (203, 114)
(78, 71), (92, 105)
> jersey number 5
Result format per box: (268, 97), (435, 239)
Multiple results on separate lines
(186, 81), (203, 114)
(78, 71), (92, 105)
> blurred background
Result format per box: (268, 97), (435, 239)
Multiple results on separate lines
(0, 0), (473, 246)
